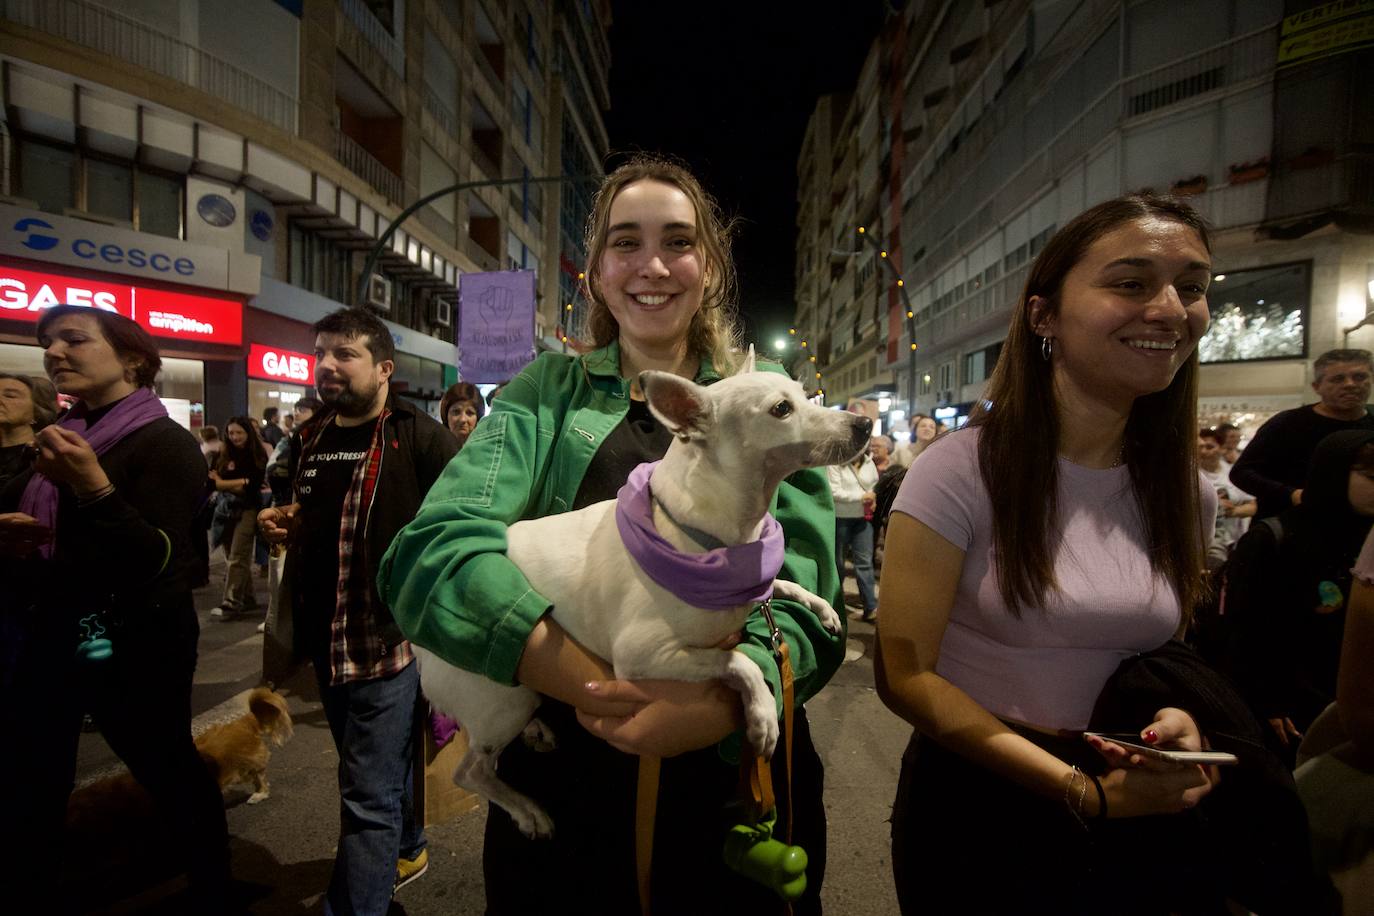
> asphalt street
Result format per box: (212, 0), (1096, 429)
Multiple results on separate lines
(71, 559), (908, 915)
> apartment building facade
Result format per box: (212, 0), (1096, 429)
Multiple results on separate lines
(0, 0), (611, 425)
(797, 0), (1373, 441)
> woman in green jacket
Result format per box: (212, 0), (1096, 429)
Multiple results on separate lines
(380, 156), (844, 914)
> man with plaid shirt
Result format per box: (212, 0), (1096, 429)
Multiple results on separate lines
(259, 308), (457, 915)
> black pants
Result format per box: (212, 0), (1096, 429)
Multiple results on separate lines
(483, 698), (827, 916)
(890, 728), (1227, 916)
(2, 598), (230, 912)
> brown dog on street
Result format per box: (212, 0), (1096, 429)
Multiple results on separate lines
(68, 685), (294, 830)
(196, 685), (294, 804)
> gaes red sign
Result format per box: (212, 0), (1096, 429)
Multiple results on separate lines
(248, 343), (316, 383)
(0, 260), (242, 346)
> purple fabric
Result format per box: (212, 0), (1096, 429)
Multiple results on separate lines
(614, 461), (783, 611)
(430, 710), (460, 750)
(19, 386), (168, 558)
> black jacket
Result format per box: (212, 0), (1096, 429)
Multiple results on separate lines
(1091, 641), (1337, 915)
(277, 392), (457, 664)
(2, 416), (203, 617)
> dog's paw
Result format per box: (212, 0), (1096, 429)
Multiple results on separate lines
(814, 599), (842, 634)
(246, 790), (270, 805)
(744, 700), (780, 760)
(521, 718), (557, 753)
(511, 803), (555, 840)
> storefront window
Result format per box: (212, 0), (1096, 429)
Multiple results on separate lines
(139, 170), (183, 239)
(86, 158), (134, 223)
(247, 379), (309, 430)
(1199, 262), (1309, 364)
(19, 141), (77, 215)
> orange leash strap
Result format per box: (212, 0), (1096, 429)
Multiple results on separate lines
(636, 754), (662, 916)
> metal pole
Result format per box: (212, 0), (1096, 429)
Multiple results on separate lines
(355, 174), (598, 308)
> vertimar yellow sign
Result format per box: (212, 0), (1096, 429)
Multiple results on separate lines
(1279, 0), (1374, 67)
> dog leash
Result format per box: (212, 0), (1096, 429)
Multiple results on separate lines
(634, 598), (797, 916)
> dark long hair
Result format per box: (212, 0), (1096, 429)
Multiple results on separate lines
(217, 416), (266, 475)
(971, 192), (1211, 619)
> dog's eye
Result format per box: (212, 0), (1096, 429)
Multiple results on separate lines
(769, 400), (793, 419)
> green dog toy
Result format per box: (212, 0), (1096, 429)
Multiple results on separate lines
(722, 812), (808, 901)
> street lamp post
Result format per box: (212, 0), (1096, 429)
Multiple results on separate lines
(355, 174), (598, 309)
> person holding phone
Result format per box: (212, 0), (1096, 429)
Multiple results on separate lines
(875, 194), (1225, 912)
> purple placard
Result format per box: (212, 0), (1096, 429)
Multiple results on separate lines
(458, 270), (536, 383)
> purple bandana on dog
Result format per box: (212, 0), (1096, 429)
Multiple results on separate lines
(614, 461), (784, 610)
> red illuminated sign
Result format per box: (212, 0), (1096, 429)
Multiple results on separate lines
(248, 343), (315, 383)
(0, 261), (243, 346)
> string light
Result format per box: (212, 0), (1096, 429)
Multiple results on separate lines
(808, 355), (816, 362)
(896, 279), (904, 287)
(561, 336), (569, 343)
(800, 340), (808, 348)
(857, 226), (866, 234)
(789, 328), (796, 335)
(910, 343), (918, 351)
(880, 251), (888, 258)
(815, 372), (822, 379)
(577, 271), (585, 280)
(906, 310), (914, 318)
(565, 303), (573, 311)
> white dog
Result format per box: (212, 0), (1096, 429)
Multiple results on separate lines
(414, 353), (873, 837)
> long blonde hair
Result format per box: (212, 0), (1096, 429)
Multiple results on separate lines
(581, 155), (742, 375)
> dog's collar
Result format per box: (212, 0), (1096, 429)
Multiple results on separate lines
(615, 461), (783, 611)
(650, 493), (731, 552)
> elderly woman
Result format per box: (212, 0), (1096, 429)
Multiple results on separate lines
(380, 156), (842, 915)
(0, 372), (59, 493)
(875, 194), (1323, 912)
(0, 306), (229, 911)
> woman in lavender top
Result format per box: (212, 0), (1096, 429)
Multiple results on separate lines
(876, 195), (1225, 912)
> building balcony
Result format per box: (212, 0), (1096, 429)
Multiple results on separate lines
(422, 84), (458, 138)
(335, 130), (404, 204)
(4, 0), (298, 133)
(339, 0), (404, 76)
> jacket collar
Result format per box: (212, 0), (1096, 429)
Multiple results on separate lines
(580, 339), (723, 385)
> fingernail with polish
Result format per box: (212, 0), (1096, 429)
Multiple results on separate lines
(1144, 730), (1158, 743)
(585, 681), (601, 692)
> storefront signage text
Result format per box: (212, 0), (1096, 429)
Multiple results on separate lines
(0, 203), (231, 290)
(248, 343), (315, 383)
(0, 261), (243, 346)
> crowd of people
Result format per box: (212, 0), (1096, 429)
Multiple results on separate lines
(0, 158), (1369, 915)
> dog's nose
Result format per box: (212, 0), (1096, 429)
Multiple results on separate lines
(851, 415), (873, 449)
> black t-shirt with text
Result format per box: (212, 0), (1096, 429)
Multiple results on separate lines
(296, 420), (374, 657)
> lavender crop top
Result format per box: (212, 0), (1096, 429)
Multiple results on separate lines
(891, 429), (1217, 731)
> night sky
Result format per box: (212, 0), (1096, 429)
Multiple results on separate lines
(605, 2), (889, 345)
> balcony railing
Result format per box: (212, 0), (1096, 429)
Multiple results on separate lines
(339, 0), (404, 76)
(422, 84), (458, 137)
(335, 130), (404, 204)
(4, 0), (298, 133)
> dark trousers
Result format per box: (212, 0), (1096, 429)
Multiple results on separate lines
(483, 698), (827, 916)
(890, 729), (1227, 916)
(3, 598), (230, 912)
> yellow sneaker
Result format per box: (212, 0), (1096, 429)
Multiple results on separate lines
(394, 848), (429, 893)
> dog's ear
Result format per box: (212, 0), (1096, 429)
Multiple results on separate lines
(640, 371), (715, 441)
(742, 344), (756, 374)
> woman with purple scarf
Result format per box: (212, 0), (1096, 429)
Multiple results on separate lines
(0, 306), (232, 912)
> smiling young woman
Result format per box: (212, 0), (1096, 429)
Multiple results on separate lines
(875, 194), (1329, 912)
(380, 155), (841, 915)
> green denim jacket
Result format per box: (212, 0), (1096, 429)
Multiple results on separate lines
(377, 341), (846, 718)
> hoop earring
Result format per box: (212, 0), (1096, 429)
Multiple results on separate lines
(1041, 336), (1053, 361)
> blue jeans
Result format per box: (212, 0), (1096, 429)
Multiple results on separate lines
(313, 656), (426, 916)
(835, 517), (877, 615)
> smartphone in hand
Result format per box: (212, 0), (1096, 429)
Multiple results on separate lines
(1084, 732), (1240, 766)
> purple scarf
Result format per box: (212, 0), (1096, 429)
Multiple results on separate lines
(614, 461), (783, 611)
(19, 386), (168, 558)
